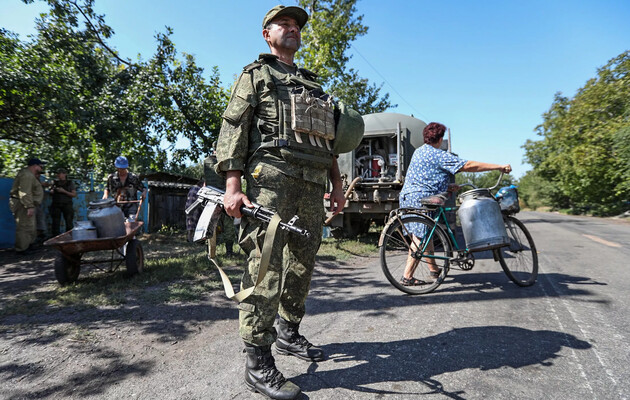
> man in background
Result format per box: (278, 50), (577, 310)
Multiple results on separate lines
(9, 158), (46, 254)
(103, 156), (147, 219)
(49, 167), (77, 236)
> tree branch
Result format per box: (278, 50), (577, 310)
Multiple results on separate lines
(69, 0), (132, 67)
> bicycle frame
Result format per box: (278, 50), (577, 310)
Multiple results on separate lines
(392, 206), (464, 263)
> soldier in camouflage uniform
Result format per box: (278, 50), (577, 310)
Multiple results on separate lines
(9, 158), (46, 254)
(214, 5), (346, 399)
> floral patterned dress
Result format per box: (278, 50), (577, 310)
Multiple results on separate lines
(399, 144), (467, 236)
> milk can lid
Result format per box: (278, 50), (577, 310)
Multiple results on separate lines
(458, 188), (493, 202)
(88, 198), (117, 209)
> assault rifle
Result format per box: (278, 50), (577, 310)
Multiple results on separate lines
(185, 185), (311, 242)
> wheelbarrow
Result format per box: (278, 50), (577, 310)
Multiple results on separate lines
(44, 221), (144, 285)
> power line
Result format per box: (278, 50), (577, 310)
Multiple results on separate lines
(350, 44), (429, 121)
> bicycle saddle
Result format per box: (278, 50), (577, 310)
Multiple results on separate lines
(420, 193), (449, 207)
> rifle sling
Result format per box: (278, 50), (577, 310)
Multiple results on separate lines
(208, 213), (281, 303)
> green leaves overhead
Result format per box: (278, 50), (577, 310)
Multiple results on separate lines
(0, 0), (227, 179)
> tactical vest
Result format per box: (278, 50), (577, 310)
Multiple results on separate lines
(245, 55), (335, 170)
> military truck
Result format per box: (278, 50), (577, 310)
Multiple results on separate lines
(325, 112), (450, 237)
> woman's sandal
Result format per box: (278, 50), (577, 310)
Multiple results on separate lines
(400, 276), (428, 286)
(429, 268), (442, 279)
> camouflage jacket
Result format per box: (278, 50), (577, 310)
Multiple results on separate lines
(214, 54), (332, 186)
(10, 167), (44, 208)
(106, 171), (145, 201)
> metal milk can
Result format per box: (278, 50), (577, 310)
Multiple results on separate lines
(87, 199), (126, 238)
(457, 188), (509, 252)
(71, 220), (98, 241)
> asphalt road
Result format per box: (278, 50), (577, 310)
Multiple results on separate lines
(3, 211), (629, 399)
(209, 211), (630, 399)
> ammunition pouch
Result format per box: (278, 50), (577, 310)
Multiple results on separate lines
(290, 87), (335, 141)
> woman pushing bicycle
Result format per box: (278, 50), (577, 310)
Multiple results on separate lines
(398, 122), (511, 286)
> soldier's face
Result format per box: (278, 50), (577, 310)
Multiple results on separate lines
(264, 16), (301, 52)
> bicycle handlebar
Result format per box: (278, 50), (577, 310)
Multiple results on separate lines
(459, 172), (505, 192)
(488, 172), (505, 191)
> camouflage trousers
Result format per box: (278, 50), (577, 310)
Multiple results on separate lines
(9, 198), (38, 252)
(238, 163), (325, 346)
(217, 213), (236, 246)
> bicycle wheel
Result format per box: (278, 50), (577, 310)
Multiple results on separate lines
(379, 214), (451, 295)
(496, 216), (538, 286)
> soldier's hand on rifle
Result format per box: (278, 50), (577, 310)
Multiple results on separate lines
(224, 171), (254, 218)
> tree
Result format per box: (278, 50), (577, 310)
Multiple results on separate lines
(523, 51), (630, 215)
(296, 0), (395, 114)
(0, 0), (227, 180)
(515, 170), (558, 211)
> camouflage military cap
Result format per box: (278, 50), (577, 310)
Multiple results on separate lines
(263, 5), (308, 29)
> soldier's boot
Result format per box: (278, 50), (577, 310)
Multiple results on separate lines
(275, 318), (325, 362)
(244, 343), (301, 400)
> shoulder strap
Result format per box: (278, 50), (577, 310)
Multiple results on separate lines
(243, 60), (263, 72)
(210, 213), (282, 303)
(297, 67), (318, 81)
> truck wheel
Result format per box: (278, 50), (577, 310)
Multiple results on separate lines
(54, 252), (81, 285)
(125, 239), (144, 276)
(341, 215), (371, 238)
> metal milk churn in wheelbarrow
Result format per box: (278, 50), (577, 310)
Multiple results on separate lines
(457, 188), (509, 252)
(71, 220), (98, 241)
(87, 198), (126, 238)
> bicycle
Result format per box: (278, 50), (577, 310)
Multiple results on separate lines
(378, 173), (538, 295)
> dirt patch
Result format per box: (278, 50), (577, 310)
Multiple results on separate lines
(0, 238), (241, 399)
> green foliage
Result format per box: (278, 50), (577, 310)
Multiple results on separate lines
(0, 0), (227, 179)
(516, 170), (557, 210)
(612, 125), (630, 195)
(455, 170), (514, 191)
(523, 51), (630, 215)
(296, 0), (395, 114)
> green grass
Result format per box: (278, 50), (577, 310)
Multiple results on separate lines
(317, 231), (379, 261)
(0, 229), (379, 318)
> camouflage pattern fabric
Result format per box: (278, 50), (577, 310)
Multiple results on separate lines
(217, 212), (236, 246)
(215, 55), (331, 346)
(214, 54), (329, 187)
(106, 171), (145, 217)
(237, 163), (324, 345)
(9, 167), (44, 251)
(204, 155), (226, 190)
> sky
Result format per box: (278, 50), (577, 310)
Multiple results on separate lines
(2, 0), (630, 178)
